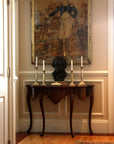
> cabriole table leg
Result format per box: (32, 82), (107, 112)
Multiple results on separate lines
(26, 86), (32, 133)
(70, 93), (74, 137)
(89, 87), (94, 134)
(39, 94), (45, 136)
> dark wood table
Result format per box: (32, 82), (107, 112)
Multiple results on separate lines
(26, 84), (94, 137)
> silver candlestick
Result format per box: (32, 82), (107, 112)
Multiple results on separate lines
(69, 70), (76, 86)
(32, 66), (39, 86)
(78, 66), (86, 86)
(41, 70), (46, 86)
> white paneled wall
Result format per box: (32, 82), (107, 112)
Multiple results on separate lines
(19, 71), (108, 133)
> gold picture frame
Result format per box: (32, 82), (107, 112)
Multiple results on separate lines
(31, 0), (92, 64)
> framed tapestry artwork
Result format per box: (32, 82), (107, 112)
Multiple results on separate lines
(31, 0), (92, 64)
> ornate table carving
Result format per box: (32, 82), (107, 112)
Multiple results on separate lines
(26, 84), (94, 137)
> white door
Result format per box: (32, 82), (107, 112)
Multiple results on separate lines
(0, 0), (8, 143)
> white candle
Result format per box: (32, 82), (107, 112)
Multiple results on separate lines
(36, 56), (38, 67)
(81, 56), (83, 67)
(71, 59), (73, 71)
(43, 60), (45, 71)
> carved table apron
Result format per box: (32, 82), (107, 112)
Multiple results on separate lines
(26, 85), (94, 137)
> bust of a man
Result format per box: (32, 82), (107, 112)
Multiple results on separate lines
(52, 56), (67, 81)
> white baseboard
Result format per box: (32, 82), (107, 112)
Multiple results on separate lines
(19, 119), (108, 133)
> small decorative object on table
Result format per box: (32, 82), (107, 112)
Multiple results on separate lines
(78, 56), (86, 86)
(69, 59), (76, 86)
(32, 57), (40, 86)
(41, 60), (46, 86)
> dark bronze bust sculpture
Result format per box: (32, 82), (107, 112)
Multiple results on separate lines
(52, 56), (67, 81)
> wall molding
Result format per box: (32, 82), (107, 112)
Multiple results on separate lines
(65, 79), (105, 117)
(22, 79), (61, 116)
(19, 74), (107, 132)
(20, 78), (106, 117)
(19, 119), (108, 133)
(20, 70), (108, 75)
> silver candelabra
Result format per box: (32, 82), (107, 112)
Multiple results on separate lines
(32, 66), (39, 86)
(69, 70), (76, 86)
(78, 66), (86, 86)
(41, 70), (46, 86)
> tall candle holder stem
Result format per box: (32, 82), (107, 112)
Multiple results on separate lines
(78, 66), (86, 86)
(69, 71), (76, 86)
(41, 70), (46, 86)
(32, 66), (39, 86)
(81, 67), (83, 81)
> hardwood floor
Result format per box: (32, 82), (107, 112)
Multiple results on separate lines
(16, 133), (114, 144)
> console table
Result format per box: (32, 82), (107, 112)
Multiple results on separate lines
(26, 84), (94, 137)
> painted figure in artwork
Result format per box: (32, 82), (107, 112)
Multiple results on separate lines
(49, 0), (78, 56)
(32, 0), (90, 63)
